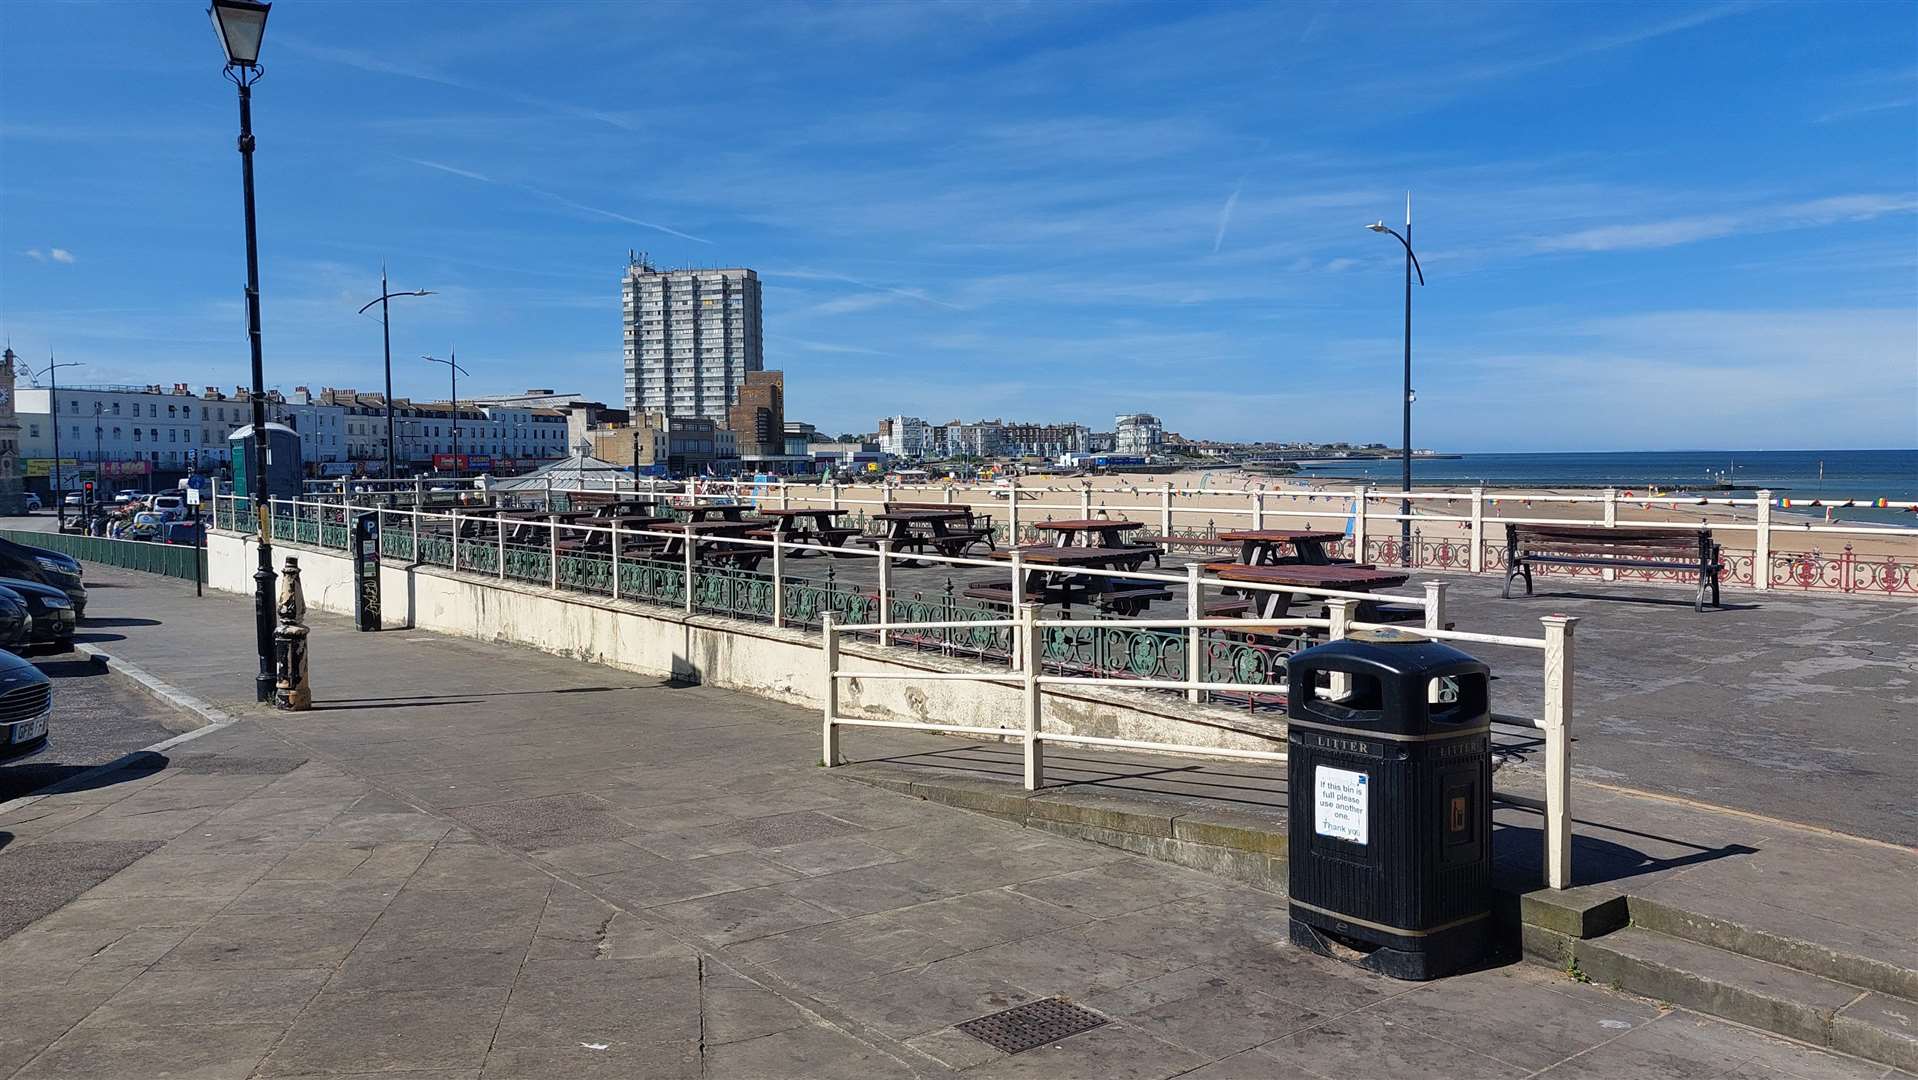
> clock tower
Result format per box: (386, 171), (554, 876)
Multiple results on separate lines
(0, 349), (26, 516)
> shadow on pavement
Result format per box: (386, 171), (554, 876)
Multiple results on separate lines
(79, 617), (162, 628)
(1494, 812), (1760, 887)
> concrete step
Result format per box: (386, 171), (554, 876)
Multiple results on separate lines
(1575, 926), (1918, 1072)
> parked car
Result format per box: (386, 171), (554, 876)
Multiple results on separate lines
(121, 512), (165, 542)
(0, 579), (74, 647)
(150, 494), (186, 521)
(22, 493), (41, 512)
(0, 650), (51, 762)
(0, 536), (85, 617)
(0, 590), (31, 652)
(61, 491), (83, 509)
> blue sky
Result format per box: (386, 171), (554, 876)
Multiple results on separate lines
(3, 1), (1915, 451)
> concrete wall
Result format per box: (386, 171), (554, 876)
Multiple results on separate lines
(206, 532), (1287, 756)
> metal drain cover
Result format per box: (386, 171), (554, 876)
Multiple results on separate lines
(957, 997), (1106, 1054)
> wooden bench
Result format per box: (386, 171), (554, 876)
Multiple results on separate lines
(1504, 524), (1721, 611)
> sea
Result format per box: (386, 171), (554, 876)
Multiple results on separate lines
(1291, 449), (1918, 527)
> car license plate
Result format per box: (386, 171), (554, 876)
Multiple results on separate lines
(8, 713), (47, 745)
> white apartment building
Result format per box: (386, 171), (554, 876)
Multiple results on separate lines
(622, 257), (763, 423)
(878, 415), (933, 459)
(322, 389), (568, 471)
(1114, 413), (1165, 456)
(15, 383), (349, 472)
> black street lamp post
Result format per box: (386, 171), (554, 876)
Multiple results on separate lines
(422, 351), (468, 477)
(19, 355), (82, 530)
(1368, 196), (1425, 567)
(357, 271), (433, 486)
(210, 0), (277, 702)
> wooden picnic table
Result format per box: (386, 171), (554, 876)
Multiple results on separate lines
(657, 520), (768, 570)
(751, 508), (860, 555)
(1208, 563), (1411, 620)
(1215, 529), (1347, 567)
(1031, 518), (1148, 549)
(674, 501), (755, 522)
(869, 509), (986, 563)
(979, 545), (1166, 613)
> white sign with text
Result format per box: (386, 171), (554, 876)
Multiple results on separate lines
(1314, 765), (1369, 845)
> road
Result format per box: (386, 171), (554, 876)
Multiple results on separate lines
(0, 646), (198, 801)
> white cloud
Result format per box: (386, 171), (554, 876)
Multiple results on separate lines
(50, 248), (75, 264)
(21, 248), (75, 264)
(1536, 194), (1917, 253)
(1212, 181), (1242, 255)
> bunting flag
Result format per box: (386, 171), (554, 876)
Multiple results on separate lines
(1778, 497), (1792, 508)
(1875, 498), (1890, 508)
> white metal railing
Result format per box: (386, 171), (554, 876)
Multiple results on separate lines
(822, 603), (1580, 891)
(216, 489), (1576, 886)
(278, 473), (1913, 596)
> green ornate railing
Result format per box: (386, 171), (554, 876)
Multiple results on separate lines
(0, 528), (202, 581)
(218, 498), (1302, 708)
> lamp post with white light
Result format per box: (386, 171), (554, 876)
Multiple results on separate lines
(209, 0), (278, 701)
(17, 355), (82, 530)
(422, 351), (468, 476)
(1367, 195), (1424, 567)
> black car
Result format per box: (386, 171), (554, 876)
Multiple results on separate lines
(0, 650), (52, 761)
(0, 589), (30, 651)
(0, 536), (85, 617)
(0, 578), (75, 647)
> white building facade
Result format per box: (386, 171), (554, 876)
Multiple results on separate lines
(622, 259), (764, 423)
(1114, 413), (1164, 456)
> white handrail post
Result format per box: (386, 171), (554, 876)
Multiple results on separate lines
(1541, 614), (1578, 890)
(410, 504), (419, 563)
(1079, 486), (1092, 519)
(829, 479), (840, 514)
(1352, 486), (1368, 561)
(1185, 561), (1202, 704)
(1602, 487), (1617, 528)
(1754, 489), (1773, 591)
(683, 530), (696, 615)
(821, 614), (841, 766)
(451, 509), (462, 572)
(1007, 475), (1021, 544)
(1021, 602), (1043, 790)
(877, 540), (892, 647)
(779, 478), (789, 510)
(611, 523), (622, 601)
(1422, 580), (1448, 633)
(1009, 550), (1026, 669)
(496, 512), (506, 580)
(1252, 490), (1264, 531)
(1327, 598), (1358, 699)
(771, 538), (786, 629)
(1469, 485), (1485, 574)
(1160, 482), (1173, 537)
(943, 486), (955, 505)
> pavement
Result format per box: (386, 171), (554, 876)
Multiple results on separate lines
(813, 545), (1918, 845)
(0, 566), (1901, 1079)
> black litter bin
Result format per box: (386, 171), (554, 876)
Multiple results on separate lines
(1285, 627), (1493, 980)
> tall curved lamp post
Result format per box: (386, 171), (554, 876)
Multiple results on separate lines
(357, 273), (433, 484)
(210, 0), (277, 701)
(18, 355), (82, 530)
(422, 351), (469, 476)
(1368, 198), (1425, 568)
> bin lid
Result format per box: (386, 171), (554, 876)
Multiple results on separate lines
(1346, 627), (1426, 645)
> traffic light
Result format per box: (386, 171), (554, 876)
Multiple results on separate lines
(82, 481), (94, 504)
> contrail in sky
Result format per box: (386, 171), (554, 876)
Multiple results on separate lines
(1212, 179), (1244, 254)
(401, 157), (711, 245)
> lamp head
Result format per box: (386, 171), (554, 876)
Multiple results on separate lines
(1366, 221), (1389, 233)
(208, 0), (271, 68)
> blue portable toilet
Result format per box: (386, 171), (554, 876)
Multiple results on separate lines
(228, 423), (302, 501)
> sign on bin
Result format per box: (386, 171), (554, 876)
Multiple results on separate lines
(1314, 765), (1368, 844)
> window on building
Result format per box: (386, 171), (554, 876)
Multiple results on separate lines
(150, 429), (158, 441)
(218, 408), (226, 420)
(112, 403), (120, 415)
(114, 427), (123, 439)
(169, 429), (176, 442)
(168, 405), (177, 418)
(27, 423), (39, 439)
(132, 428), (141, 442)
(201, 406), (208, 419)
(69, 401), (78, 414)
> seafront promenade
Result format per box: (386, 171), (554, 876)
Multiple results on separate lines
(2, 567), (1910, 1078)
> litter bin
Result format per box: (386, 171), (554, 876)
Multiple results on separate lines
(1285, 627), (1493, 980)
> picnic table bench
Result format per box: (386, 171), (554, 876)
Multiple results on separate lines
(1504, 524), (1722, 611)
(657, 520), (770, 571)
(746, 508), (861, 555)
(970, 546), (1165, 614)
(1208, 563), (1413, 622)
(672, 501), (756, 523)
(1139, 534), (1240, 558)
(865, 504), (993, 561)
(1216, 529), (1349, 567)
